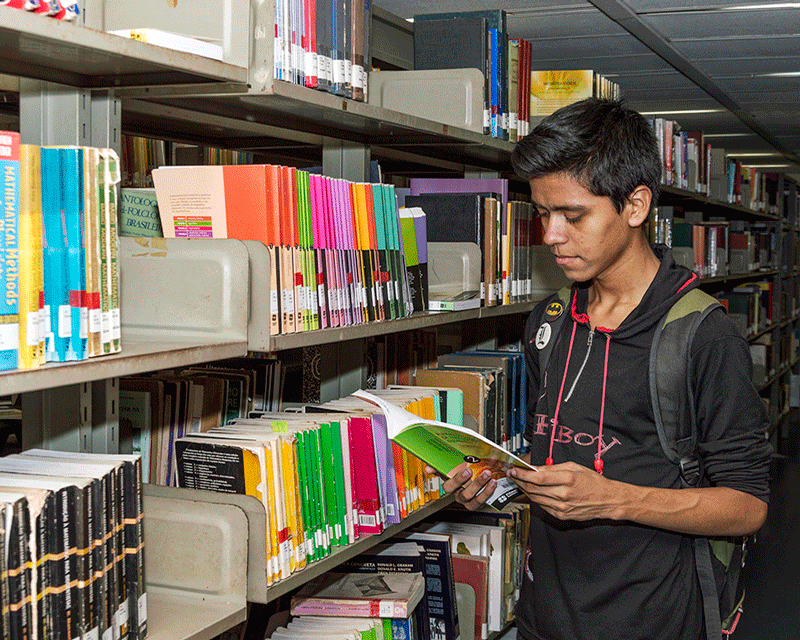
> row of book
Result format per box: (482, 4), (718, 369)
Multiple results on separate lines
(153, 164), (414, 335)
(0, 449), (145, 640)
(120, 357), (284, 485)
(651, 206), (780, 279)
(274, 501), (531, 640)
(167, 354), (528, 588)
(0, 132), (122, 372)
(275, 0), (371, 101)
(2, 0), (78, 21)
(120, 135), (255, 188)
(412, 9), (619, 140)
(172, 388), (455, 586)
(649, 119), (782, 212)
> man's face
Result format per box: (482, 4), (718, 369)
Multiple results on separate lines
(529, 172), (639, 283)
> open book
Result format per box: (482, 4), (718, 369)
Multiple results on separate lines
(353, 390), (535, 510)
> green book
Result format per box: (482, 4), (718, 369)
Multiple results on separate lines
(329, 420), (350, 546)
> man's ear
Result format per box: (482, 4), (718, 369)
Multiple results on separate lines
(625, 185), (653, 229)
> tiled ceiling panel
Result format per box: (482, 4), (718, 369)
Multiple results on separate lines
(697, 57), (800, 76)
(638, 9), (800, 40)
(673, 37), (800, 62)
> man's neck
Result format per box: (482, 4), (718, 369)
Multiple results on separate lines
(587, 239), (661, 330)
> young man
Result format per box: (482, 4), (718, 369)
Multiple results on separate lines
(437, 98), (771, 639)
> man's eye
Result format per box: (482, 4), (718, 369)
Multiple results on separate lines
(535, 210), (549, 219)
(566, 216), (583, 224)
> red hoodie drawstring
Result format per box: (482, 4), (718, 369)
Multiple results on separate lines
(594, 333), (612, 475)
(547, 321), (578, 466)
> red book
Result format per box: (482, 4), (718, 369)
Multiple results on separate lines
(347, 416), (383, 535)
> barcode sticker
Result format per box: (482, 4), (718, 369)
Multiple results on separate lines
(359, 513), (376, 527)
(58, 305), (72, 338)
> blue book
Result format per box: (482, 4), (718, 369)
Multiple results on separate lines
(489, 28), (501, 138)
(60, 147), (87, 361)
(40, 147), (69, 362)
(0, 131), (20, 371)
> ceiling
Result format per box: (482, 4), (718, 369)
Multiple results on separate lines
(373, 0), (800, 181)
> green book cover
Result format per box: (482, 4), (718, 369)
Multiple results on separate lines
(119, 188), (162, 238)
(307, 428), (330, 557)
(329, 420), (349, 546)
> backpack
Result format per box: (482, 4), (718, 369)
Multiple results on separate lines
(537, 286), (746, 640)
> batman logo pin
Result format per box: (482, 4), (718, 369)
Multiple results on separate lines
(545, 301), (564, 320)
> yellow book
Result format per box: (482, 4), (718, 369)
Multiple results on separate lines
(261, 439), (280, 585)
(18, 145), (44, 368)
(530, 70), (595, 116)
(404, 399), (426, 508)
(278, 434), (306, 572)
(417, 393), (442, 502)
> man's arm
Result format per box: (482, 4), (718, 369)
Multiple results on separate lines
(508, 461), (767, 537)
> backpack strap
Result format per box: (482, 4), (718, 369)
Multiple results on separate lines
(536, 286), (572, 376)
(649, 287), (722, 487)
(649, 287), (724, 640)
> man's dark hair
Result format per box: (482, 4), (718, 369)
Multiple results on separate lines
(511, 98), (661, 214)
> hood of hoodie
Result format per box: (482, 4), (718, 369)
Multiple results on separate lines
(569, 244), (699, 340)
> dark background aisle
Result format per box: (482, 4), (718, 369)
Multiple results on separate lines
(737, 422), (800, 640)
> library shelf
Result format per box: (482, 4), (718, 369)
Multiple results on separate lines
(268, 301), (541, 352)
(260, 494), (457, 603)
(144, 488), (249, 640)
(0, 9), (247, 88)
(117, 78), (516, 171)
(659, 185), (780, 221)
(147, 592), (247, 640)
(0, 336), (247, 395)
(145, 485), (457, 605)
(757, 358), (798, 393)
(699, 269), (780, 286)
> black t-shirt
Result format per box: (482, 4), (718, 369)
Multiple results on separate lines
(515, 248), (771, 640)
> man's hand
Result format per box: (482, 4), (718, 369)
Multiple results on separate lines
(508, 461), (621, 522)
(425, 463), (496, 511)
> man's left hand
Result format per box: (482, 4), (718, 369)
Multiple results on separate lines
(508, 461), (623, 522)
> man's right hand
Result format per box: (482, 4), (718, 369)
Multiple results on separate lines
(426, 462), (495, 511)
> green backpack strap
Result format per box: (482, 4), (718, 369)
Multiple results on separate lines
(650, 287), (737, 640)
(536, 286), (572, 376)
(649, 287), (721, 485)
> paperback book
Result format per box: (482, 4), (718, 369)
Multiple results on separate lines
(352, 390), (534, 510)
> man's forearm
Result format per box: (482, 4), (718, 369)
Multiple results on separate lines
(612, 482), (767, 537)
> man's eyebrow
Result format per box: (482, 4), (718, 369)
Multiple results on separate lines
(531, 202), (589, 213)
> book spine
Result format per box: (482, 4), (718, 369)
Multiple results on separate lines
(18, 144), (43, 369)
(0, 131), (20, 371)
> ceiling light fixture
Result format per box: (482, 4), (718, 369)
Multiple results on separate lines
(723, 3), (800, 9)
(729, 152), (783, 157)
(639, 109), (724, 115)
(761, 71), (800, 77)
(702, 133), (751, 138)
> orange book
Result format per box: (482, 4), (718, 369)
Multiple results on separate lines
(265, 165), (281, 246)
(152, 164), (271, 243)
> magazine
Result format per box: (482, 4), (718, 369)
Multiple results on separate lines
(353, 390), (536, 509)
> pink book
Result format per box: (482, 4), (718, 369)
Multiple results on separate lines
(347, 415), (383, 534)
(330, 179), (351, 326)
(304, 0), (318, 88)
(290, 571), (425, 618)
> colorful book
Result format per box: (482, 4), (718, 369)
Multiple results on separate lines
(353, 390), (532, 511)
